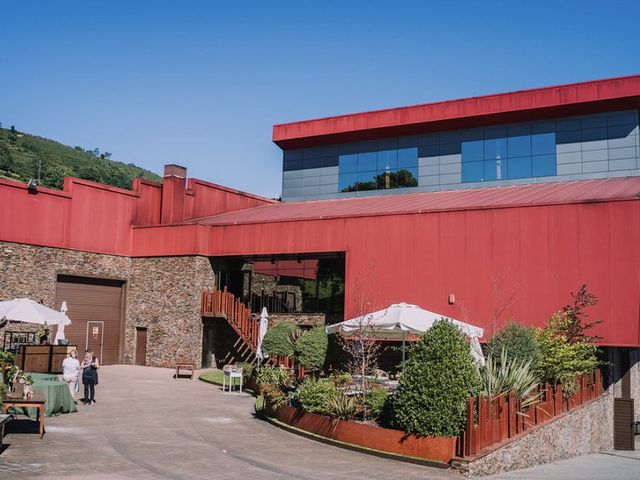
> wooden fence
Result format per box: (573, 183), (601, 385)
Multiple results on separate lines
(458, 370), (602, 458)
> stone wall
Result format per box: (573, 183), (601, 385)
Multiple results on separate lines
(465, 391), (614, 477)
(0, 241), (216, 368)
(126, 256), (216, 367)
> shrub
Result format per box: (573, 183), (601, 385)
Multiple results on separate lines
(0, 351), (14, 365)
(536, 313), (599, 397)
(327, 394), (358, 420)
(294, 326), (328, 372)
(329, 371), (352, 387)
(392, 320), (480, 437)
(365, 386), (389, 420)
(291, 378), (338, 415)
(262, 321), (299, 357)
(255, 365), (293, 388)
(260, 382), (287, 409)
(478, 348), (541, 407)
(236, 361), (255, 379)
(485, 323), (541, 368)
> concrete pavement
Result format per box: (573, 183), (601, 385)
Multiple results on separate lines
(0, 365), (456, 480)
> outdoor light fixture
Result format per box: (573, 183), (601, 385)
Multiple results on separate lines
(448, 293), (455, 305)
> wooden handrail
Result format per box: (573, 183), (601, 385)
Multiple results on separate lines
(201, 288), (296, 370)
(201, 288), (259, 350)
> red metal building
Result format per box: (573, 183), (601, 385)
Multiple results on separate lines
(0, 76), (639, 362)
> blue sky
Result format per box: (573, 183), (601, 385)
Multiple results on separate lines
(1, 1), (639, 197)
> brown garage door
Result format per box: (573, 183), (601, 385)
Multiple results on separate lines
(55, 275), (125, 365)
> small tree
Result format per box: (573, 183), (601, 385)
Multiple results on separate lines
(535, 285), (601, 397)
(261, 321), (299, 358)
(392, 321), (480, 437)
(294, 326), (328, 373)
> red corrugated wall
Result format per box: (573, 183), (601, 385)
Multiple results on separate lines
(130, 199), (640, 346)
(1, 176), (638, 346)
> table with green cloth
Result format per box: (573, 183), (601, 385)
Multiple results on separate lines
(4, 372), (78, 418)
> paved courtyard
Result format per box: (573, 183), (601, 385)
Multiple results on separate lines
(1, 365), (637, 480)
(0, 365), (456, 480)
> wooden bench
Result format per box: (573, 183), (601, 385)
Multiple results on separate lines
(0, 414), (12, 447)
(174, 359), (196, 380)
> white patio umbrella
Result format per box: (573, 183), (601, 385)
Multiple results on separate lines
(53, 301), (69, 345)
(255, 307), (269, 363)
(0, 298), (71, 326)
(325, 302), (485, 364)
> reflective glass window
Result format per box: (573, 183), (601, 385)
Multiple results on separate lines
(484, 137), (507, 160)
(398, 147), (418, 169)
(462, 161), (483, 182)
(357, 151), (377, 171)
(531, 132), (556, 155)
(532, 155), (556, 177)
(339, 154), (358, 173)
(483, 159), (505, 181)
(462, 140), (483, 162)
(397, 167), (419, 187)
(378, 149), (397, 170)
(508, 156), (532, 178)
(508, 135), (531, 157)
(338, 172), (358, 192)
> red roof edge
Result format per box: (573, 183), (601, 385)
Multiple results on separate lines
(273, 74), (640, 149)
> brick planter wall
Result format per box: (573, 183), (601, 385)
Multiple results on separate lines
(0, 241), (215, 368)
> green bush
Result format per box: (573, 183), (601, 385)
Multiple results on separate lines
(365, 387), (389, 420)
(260, 382), (287, 409)
(236, 361), (255, 378)
(262, 321), (299, 357)
(327, 394), (357, 420)
(291, 378), (338, 415)
(0, 351), (14, 365)
(478, 348), (541, 408)
(294, 326), (328, 372)
(329, 371), (352, 387)
(536, 312), (599, 397)
(255, 365), (293, 388)
(392, 321), (480, 437)
(485, 323), (541, 368)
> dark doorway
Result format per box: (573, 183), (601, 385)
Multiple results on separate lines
(202, 319), (215, 369)
(135, 328), (147, 366)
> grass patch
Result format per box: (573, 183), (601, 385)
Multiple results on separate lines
(199, 370), (224, 385)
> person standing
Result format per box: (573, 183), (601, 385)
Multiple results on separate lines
(61, 350), (80, 400)
(81, 349), (99, 405)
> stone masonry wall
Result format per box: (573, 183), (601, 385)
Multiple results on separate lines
(126, 256), (216, 367)
(0, 241), (216, 368)
(465, 390), (614, 477)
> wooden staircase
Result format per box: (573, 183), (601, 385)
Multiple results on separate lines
(201, 287), (259, 362)
(201, 287), (297, 369)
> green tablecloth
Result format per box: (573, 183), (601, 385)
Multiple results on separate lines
(4, 372), (78, 418)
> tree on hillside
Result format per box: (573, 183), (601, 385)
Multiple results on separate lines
(8, 126), (17, 145)
(0, 143), (14, 171)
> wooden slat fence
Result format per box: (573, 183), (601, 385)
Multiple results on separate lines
(458, 370), (602, 458)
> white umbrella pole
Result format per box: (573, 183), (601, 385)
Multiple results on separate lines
(401, 330), (406, 364)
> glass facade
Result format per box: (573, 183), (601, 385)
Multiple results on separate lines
(281, 109), (640, 201)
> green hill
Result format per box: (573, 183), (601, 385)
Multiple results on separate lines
(0, 126), (161, 190)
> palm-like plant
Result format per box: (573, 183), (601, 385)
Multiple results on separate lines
(478, 348), (541, 408)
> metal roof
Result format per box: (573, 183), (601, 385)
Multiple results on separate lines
(191, 177), (640, 227)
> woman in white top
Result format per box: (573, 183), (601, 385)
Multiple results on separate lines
(61, 350), (80, 400)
